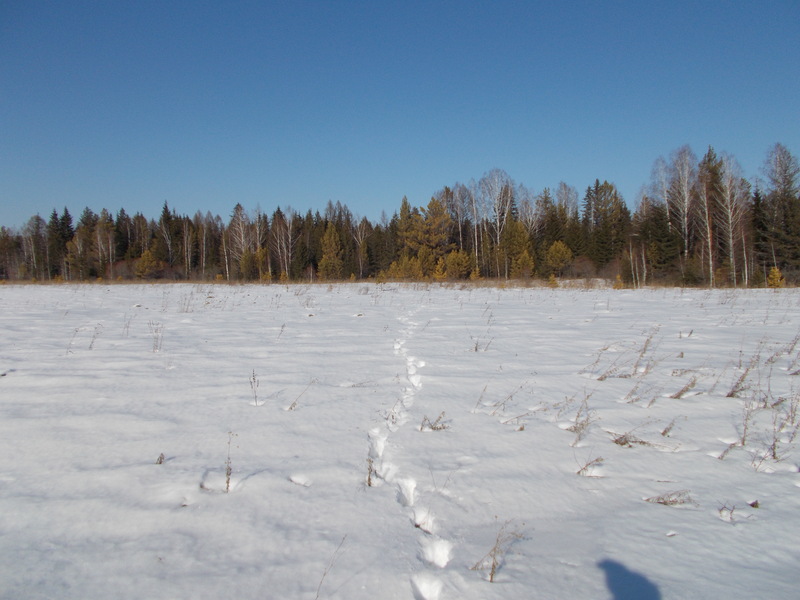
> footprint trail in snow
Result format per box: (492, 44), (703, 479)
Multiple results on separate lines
(367, 309), (453, 600)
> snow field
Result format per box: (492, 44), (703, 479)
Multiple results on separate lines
(1, 283), (799, 599)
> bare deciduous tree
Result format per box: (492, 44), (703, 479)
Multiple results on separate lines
(667, 145), (697, 271)
(717, 153), (750, 286)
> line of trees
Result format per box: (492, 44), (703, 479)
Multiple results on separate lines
(1, 143), (798, 286)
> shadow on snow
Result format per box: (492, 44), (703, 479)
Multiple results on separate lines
(598, 559), (661, 600)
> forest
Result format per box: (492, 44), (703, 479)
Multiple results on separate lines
(2, 143), (798, 287)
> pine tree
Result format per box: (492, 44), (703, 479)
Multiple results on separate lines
(767, 266), (785, 288)
(444, 250), (472, 279)
(318, 222), (343, 280)
(511, 249), (535, 278)
(420, 197), (454, 264)
(397, 197), (420, 258)
(545, 240), (573, 276)
(67, 208), (99, 279)
(135, 249), (159, 279)
(631, 197), (680, 283)
(503, 220), (532, 278)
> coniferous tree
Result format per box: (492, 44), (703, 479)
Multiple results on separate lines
(420, 197), (454, 267)
(545, 240), (573, 276)
(115, 208), (133, 262)
(582, 180), (629, 273)
(318, 221), (344, 280)
(629, 195), (680, 284)
(0, 226), (21, 279)
(763, 143), (800, 275)
(153, 202), (178, 267)
(67, 208), (98, 279)
(695, 147), (723, 286)
(43, 207), (74, 279)
(751, 187), (771, 276)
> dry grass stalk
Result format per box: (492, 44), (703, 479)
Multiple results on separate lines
(473, 384), (489, 412)
(314, 535), (347, 600)
(727, 351), (761, 398)
(645, 490), (696, 506)
(661, 417), (680, 437)
(739, 400), (758, 446)
(567, 395), (596, 447)
(148, 320), (164, 353)
(287, 378), (316, 411)
(420, 411), (449, 431)
(631, 326), (660, 377)
(470, 520), (524, 583)
(576, 456), (604, 477)
(611, 423), (652, 447)
(225, 431), (237, 493)
(717, 441), (738, 460)
(670, 376), (697, 399)
(366, 458), (375, 487)
(249, 369), (260, 405)
(717, 503), (737, 523)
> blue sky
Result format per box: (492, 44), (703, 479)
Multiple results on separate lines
(2, 0), (798, 229)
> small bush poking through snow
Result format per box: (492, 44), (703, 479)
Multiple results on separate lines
(645, 490), (697, 507)
(470, 520), (525, 583)
(420, 411), (448, 431)
(576, 456), (604, 477)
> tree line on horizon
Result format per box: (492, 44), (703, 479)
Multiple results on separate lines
(1, 143), (799, 287)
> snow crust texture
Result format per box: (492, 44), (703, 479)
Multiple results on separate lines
(1, 283), (799, 599)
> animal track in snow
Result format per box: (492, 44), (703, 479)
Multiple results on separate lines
(288, 473), (312, 487)
(373, 309), (451, 596)
(368, 427), (387, 459)
(397, 477), (417, 507)
(413, 506), (437, 534)
(406, 357), (425, 390)
(419, 537), (453, 568)
(410, 572), (443, 600)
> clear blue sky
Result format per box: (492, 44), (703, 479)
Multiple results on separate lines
(2, 0), (798, 229)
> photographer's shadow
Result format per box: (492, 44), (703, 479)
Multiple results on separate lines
(598, 559), (661, 600)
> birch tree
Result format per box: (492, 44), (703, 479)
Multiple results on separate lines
(667, 145), (698, 271)
(649, 155), (672, 230)
(478, 168), (515, 277)
(270, 207), (298, 279)
(351, 216), (371, 279)
(227, 203), (251, 272)
(21, 215), (47, 280)
(717, 153), (750, 286)
(95, 209), (116, 278)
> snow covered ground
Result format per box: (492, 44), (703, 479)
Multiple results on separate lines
(1, 282), (799, 599)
